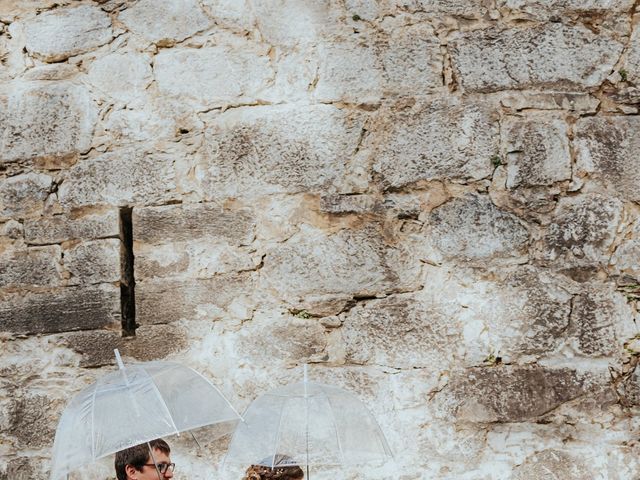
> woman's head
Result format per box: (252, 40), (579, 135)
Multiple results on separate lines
(244, 454), (304, 480)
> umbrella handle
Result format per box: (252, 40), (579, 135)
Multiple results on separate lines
(147, 442), (163, 480)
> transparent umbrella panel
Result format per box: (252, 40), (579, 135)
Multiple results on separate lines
(224, 381), (392, 469)
(50, 361), (241, 480)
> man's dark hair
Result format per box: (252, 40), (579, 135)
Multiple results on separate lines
(114, 438), (170, 480)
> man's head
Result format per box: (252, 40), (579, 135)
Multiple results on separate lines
(115, 438), (174, 480)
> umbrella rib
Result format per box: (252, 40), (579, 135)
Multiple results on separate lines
(187, 367), (243, 422)
(323, 388), (346, 466)
(271, 396), (289, 469)
(90, 380), (99, 460)
(144, 369), (181, 437)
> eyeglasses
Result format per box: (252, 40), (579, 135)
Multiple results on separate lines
(143, 463), (175, 474)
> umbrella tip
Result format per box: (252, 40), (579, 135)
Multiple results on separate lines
(114, 349), (125, 370)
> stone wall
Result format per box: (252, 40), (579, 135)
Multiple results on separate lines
(1, 0), (640, 478)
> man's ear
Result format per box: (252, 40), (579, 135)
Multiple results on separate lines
(125, 464), (139, 480)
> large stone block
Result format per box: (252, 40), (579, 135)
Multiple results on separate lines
(0, 83), (98, 164)
(536, 194), (622, 270)
(0, 457), (47, 480)
(611, 218), (640, 281)
(0, 172), (51, 219)
(133, 203), (255, 245)
(136, 273), (254, 324)
(513, 449), (590, 480)
(86, 52), (153, 105)
(261, 225), (421, 302)
(154, 46), (273, 109)
(23, 5), (112, 62)
(450, 24), (623, 92)
(372, 98), (498, 189)
(428, 194), (529, 261)
(499, 0), (634, 18)
(501, 114), (571, 189)
(0, 246), (62, 288)
(438, 366), (597, 422)
(340, 295), (460, 369)
(118, 0), (210, 46)
(57, 149), (177, 208)
(196, 104), (365, 198)
(392, 0), (490, 16)
(24, 209), (119, 245)
(5, 393), (58, 449)
(0, 285), (120, 334)
(201, 0), (254, 33)
(623, 25), (640, 84)
(568, 284), (635, 357)
(575, 117), (640, 202)
(63, 239), (121, 285)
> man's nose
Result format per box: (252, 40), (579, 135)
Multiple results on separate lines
(164, 469), (174, 479)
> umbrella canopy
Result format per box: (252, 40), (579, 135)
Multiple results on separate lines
(224, 372), (392, 471)
(50, 350), (241, 480)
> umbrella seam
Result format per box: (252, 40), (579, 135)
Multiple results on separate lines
(144, 370), (181, 438)
(90, 381), (99, 461)
(271, 397), (290, 469)
(322, 387), (346, 467)
(186, 367), (244, 422)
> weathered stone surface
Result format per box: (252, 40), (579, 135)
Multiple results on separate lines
(502, 115), (571, 189)
(0, 246), (62, 288)
(568, 284), (635, 357)
(119, 0), (210, 46)
(319, 194), (382, 215)
(63, 239), (120, 285)
(250, 0), (332, 46)
(0, 285), (120, 334)
(24, 209), (119, 245)
(575, 117), (640, 202)
(86, 52), (153, 105)
(394, 0), (489, 16)
(450, 24), (624, 92)
(261, 225), (420, 301)
(133, 203), (255, 245)
(513, 449), (590, 480)
(624, 25), (640, 85)
(64, 323), (189, 368)
(154, 46), (273, 109)
(0, 83), (97, 164)
(0, 172), (51, 219)
(136, 273), (254, 324)
(201, 0), (255, 33)
(23, 5), (112, 62)
(372, 99), (498, 189)
(439, 366), (596, 422)
(536, 194), (622, 270)
(500, 92), (600, 113)
(57, 149), (177, 208)
(429, 194), (529, 261)
(611, 218), (640, 281)
(499, 0), (634, 18)
(341, 295), (460, 369)
(197, 104), (365, 198)
(5, 393), (57, 449)
(0, 457), (47, 480)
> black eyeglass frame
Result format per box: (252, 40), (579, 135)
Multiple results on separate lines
(143, 462), (175, 474)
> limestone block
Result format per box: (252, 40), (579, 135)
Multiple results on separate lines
(393, 0), (490, 16)
(23, 5), (112, 62)
(133, 203), (255, 245)
(610, 218), (640, 281)
(0, 246), (62, 288)
(86, 52), (153, 104)
(372, 98), (498, 189)
(135, 273), (254, 324)
(0, 172), (51, 219)
(513, 449), (590, 479)
(154, 46), (273, 109)
(63, 239), (121, 285)
(64, 323), (189, 368)
(379, 23), (443, 97)
(24, 209), (119, 245)
(623, 25), (640, 84)
(450, 24), (623, 92)
(0, 284), (120, 334)
(499, 0), (634, 18)
(438, 366), (595, 422)
(197, 104), (365, 198)
(4, 393), (57, 449)
(99, 106), (177, 145)
(251, 0), (333, 46)
(0, 83), (98, 164)
(502, 115), (571, 189)
(575, 117), (640, 202)
(118, 0), (210, 46)
(261, 225), (421, 302)
(428, 194), (529, 261)
(340, 295), (460, 369)
(0, 457), (47, 480)
(314, 40), (383, 104)
(536, 194), (622, 268)
(57, 149), (177, 208)
(568, 284), (635, 357)
(500, 92), (600, 113)
(319, 194), (382, 215)
(201, 0), (255, 33)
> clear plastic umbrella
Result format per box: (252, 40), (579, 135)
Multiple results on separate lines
(223, 366), (392, 477)
(50, 350), (242, 480)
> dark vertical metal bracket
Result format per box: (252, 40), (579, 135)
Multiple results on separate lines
(119, 207), (137, 337)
